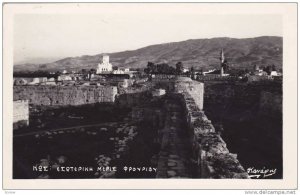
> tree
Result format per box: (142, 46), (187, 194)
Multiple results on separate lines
(144, 62), (155, 74)
(144, 67), (150, 74)
(55, 71), (62, 76)
(90, 69), (96, 74)
(253, 64), (259, 71)
(169, 66), (176, 75)
(159, 63), (170, 74)
(263, 65), (272, 75)
(81, 69), (88, 74)
(156, 63), (163, 74)
(175, 62), (183, 75)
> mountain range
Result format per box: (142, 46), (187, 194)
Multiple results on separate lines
(14, 36), (283, 72)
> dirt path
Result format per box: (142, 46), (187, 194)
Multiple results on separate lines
(13, 122), (121, 138)
(156, 97), (193, 178)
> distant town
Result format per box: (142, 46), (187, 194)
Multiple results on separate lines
(13, 48), (282, 88)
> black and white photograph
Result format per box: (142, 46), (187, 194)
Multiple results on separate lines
(2, 2), (298, 190)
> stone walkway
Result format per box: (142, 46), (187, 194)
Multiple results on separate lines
(156, 97), (193, 178)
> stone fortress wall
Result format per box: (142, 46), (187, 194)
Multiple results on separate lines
(13, 85), (118, 106)
(13, 100), (29, 129)
(13, 100), (29, 124)
(169, 77), (248, 178)
(174, 77), (204, 110)
(13, 77), (250, 178)
(177, 91), (249, 178)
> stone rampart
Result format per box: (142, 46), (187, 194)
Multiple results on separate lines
(13, 85), (118, 106)
(13, 100), (29, 123)
(13, 100), (29, 129)
(174, 77), (204, 110)
(178, 90), (249, 178)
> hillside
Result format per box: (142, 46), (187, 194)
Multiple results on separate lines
(14, 36), (282, 72)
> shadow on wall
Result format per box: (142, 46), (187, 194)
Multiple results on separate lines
(203, 81), (282, 179)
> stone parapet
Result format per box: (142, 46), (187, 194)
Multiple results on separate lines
(179, 90), (249, 179)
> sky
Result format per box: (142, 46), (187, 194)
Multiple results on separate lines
(14, 12), (282, 64)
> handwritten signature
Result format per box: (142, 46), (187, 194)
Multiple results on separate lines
(247, 167), (277, 178)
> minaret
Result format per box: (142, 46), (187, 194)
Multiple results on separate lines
(220, 48), (225, 64)
(220, 66), (224, 76)
(220, 49), (225, 76)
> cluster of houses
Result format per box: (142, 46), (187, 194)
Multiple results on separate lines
(13, 74), (86, 86)
(13, 55), (139, 87)
(246, 64), (282, 82)
(14, 51), (283, 86)
(14, 77), (55, 86)
(13, 74), (135, 89)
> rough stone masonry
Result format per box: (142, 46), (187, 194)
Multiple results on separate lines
(174, 78), (249, 178)
(13, 85), (118, 106)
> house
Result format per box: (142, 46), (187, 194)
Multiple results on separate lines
(57, 75), (72, 81)
(112, 69), (125, 74)
(270, 71), (278, 76)
(28, 77), (47, 85)
(183, 67), (189, 73)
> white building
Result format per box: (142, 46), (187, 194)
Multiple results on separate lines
(96, 55), (113, 74)
(270, 71), (278, 76)
(203, 69), (216, 75)
(44, 81), (57, 85)
(152, 89), (166, 97)
(112, 69), (125, 74)
(183, 67), (189, 73)
(48, 77), (55, 82)
(28, 77), (47, 85)
(57, 75), (72, 81)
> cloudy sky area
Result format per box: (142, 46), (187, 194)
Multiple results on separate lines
(14, 13), (282, 64)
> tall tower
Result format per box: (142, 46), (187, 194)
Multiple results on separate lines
(220, 49), (225, 76)
(96, 55), (113, 74)
(220, 66), (224, 76)
(220, 48), (225, 64)
(102, 55), (110, 64)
